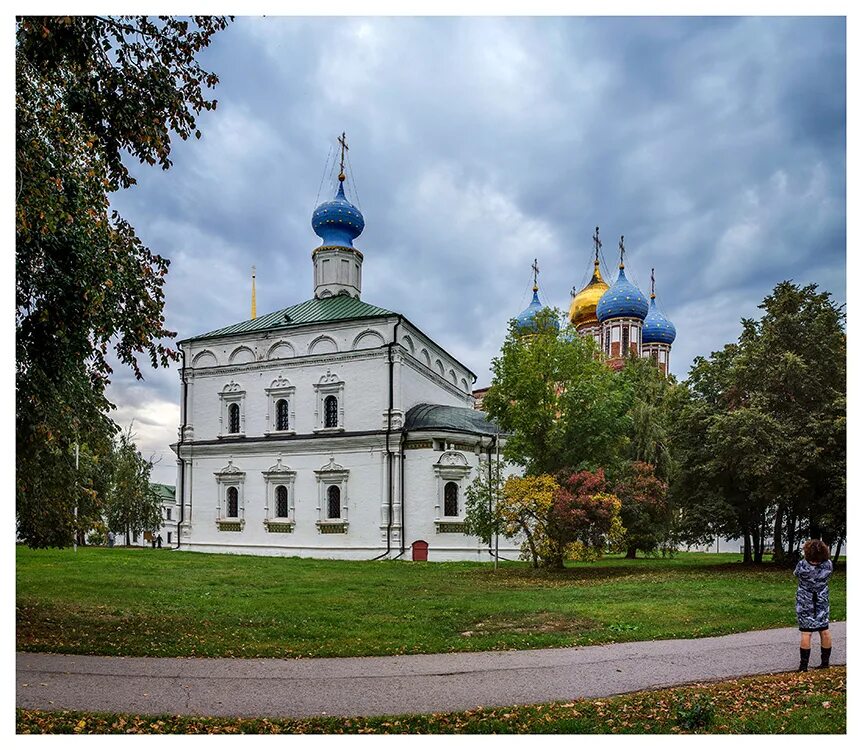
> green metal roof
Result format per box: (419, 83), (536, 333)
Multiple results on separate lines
(151, 483), (176, 501)
(184, 296), (396, 343)
(403, 403), (501, 436)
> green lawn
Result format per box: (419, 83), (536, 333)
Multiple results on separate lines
(16, 546), (845, 659)
(16, 667), (846, 734)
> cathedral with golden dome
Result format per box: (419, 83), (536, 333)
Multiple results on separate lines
(513, 227), (676, 375)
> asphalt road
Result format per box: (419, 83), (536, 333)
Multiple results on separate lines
(17, 622), (845, 719)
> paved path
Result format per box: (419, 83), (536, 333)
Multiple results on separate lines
(17, 623), (845, 719)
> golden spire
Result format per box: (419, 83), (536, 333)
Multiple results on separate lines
(251, 265), (257, 320)
(650, 267), (656, 300)
(531, 258), (539, 293)
(593, 226), (602, 266)
(337, 131), (349, 182)
(568, 226), (610, 328)
(619, 235), (626, 269)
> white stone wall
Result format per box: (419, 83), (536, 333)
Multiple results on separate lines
(176, 315), (492, 560)
(401, 440), (521, 562)
(180, 439), (391, 558)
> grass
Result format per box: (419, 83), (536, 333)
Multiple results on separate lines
(16, 667), (846, 734)
(16, 546), (846, 659)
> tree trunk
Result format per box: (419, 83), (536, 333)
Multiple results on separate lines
(752, 524), (762, 564)
(742, 530), (752, 563)
(625, 545), (637, 559)
(772, 503), (786, 563)
(832, 538), (843, 564)
(523, 527), (539, 569)
(787, 511), (797, 559)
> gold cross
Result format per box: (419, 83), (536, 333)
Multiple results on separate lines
(531, 258), (540, 290)
(593, 226), (602, 262)
(619, 235), (626, 267)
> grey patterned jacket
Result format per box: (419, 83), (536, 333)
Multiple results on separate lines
(794, 558), (832, 630)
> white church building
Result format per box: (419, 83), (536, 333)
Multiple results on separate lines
(171, 152), (514, 561)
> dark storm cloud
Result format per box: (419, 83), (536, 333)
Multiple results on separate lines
(105, 16), (846, 483)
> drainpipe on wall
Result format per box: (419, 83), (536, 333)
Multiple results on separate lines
(176, 348), (188, 550)
(372, 315), (403, 560)
(392, 430), (407, 560)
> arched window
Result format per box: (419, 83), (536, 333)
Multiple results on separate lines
(228, 403), (240, 434)
(226, 486), (239, 517)
(444, 482), (458, 517)
(275, 399), (289, 431)
(324, 395), (338, 428)
(327, 485), (341, 519)
(275, 485), (288, 518)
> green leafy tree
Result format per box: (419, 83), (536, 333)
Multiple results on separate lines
(104, 427), (163, 545)
(463, 459), (506, 552)
(618, 355), (679, 481)
(672, 282), (845, 563)
(483, 309), (629, 476)
(734, 282), (846, 561)
(16, 16), (231, 547)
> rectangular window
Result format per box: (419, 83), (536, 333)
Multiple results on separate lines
(167, 508), (172, 521)
(622, 326), (629, 354)
(167, 532), (172, 544)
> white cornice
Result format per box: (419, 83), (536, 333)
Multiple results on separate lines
(186, 347), (388, 378)
(178, 433), (388, 458)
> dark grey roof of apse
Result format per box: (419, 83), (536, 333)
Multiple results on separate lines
(403, 403), (501, 437)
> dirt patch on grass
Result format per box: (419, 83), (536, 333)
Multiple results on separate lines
(461, 611), (598, 637)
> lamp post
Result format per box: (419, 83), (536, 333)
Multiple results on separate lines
(73, 441), (79, 553)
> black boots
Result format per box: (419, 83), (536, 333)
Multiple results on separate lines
(799, 647), (811, 672)
(817, 647), (832, 669)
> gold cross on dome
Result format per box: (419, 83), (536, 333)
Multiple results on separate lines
(593, 226), (602, 262)
(337, 132), (349, 180)
(531, 258), (540, 291)
(619, 235), (626, 267)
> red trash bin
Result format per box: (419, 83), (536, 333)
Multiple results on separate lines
(411, 540), (429, 561)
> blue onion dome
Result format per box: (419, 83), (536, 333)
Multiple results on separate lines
(311, 177), (365, 248)
(514, 288), (560, 333)
(595, 266), (649, 323)
(642, 296), (677, 345)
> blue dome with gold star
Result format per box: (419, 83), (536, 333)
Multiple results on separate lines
(642, 297), (676, 345)
(514, 290), (559, 332)
(596, 267), (649, 323)
(312, 178), (365, 248)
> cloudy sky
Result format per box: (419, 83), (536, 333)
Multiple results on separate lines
(106, 16), (846, 483)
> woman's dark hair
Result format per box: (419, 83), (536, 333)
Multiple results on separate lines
(803, 539), (830, 564)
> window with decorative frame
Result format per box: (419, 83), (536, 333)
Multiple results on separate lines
(226, 486), (239, 517)
(214, 460), (245, 531)
(219, 380), (246, 438)
(327, 485), (341, 518)
(314, 370), (345, 432)
(314, 457), (349, 532)
(433, 449), (471, 533)
(262, 457), (296, 532)
(443, 482), (459, 517)
(265, 376), (296, 435)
